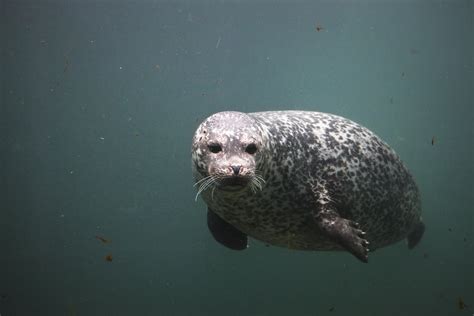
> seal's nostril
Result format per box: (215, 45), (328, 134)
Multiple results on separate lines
(231, 165), (241, 175)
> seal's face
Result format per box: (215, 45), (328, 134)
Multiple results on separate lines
(192, 111), (266, 197)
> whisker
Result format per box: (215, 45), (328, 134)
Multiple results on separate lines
(253, 173), (266, 185)
(195, 176), (217, 201)
(251, 179), (259, 192)
(201, 177), (216, 191)
(249, 175), (265, 195)
(250, 181), (257, 194)
(194, 174), (228, 201)
(253, 174), (265, 191)
(193, 175), (213, 187)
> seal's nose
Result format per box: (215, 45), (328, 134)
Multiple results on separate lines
(231, 165), (241, 175)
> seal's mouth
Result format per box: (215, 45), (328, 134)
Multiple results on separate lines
(218, 176), (250, 190)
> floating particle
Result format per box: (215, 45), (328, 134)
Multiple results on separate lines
(95, 235), (110, 244)
(63, 57), (70, 73)
(105, 254), (113, 262)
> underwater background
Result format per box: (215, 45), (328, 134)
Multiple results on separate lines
(1, 0), (472, 315)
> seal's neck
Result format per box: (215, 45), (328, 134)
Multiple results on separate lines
(201, 185), (252, 206)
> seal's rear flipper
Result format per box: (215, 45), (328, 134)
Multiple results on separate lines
(407, 221), (425, 249)
(207, 208), (248, 250)
(314, 209), (370, 263)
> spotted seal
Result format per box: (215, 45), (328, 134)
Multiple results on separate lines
(191, 111), (425, 262)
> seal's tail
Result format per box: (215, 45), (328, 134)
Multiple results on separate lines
(407, 220), (425, 249)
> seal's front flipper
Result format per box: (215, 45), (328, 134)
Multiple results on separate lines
(407, 220), (425, 249)
(207, 208), (247, 250)
(314, 210), (370, 263)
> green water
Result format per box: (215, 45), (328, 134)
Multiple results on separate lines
(1, 1), (472, 315)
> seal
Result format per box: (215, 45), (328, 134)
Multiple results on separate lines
(191, 111), (425, 262)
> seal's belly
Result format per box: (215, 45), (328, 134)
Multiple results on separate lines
(205, 181), (418, 251)
(206, 192), (342, 250)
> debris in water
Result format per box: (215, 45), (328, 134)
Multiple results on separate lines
(105, 254), (113, 262)
(95, 235), (110, 244)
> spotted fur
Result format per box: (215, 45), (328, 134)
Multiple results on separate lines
(191, 111), (423, 252)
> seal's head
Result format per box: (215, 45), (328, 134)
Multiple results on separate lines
(192, 111), (266, 199)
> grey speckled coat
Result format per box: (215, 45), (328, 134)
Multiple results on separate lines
(192, 111), (424, 260)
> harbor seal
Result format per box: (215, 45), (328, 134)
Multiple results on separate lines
(191, 111), (425, 262)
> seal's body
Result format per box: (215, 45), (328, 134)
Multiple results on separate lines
(191, 111), (424, 262)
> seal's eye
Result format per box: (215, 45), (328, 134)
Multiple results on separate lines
(245, 143), (257, 155)
(208, 143), (222, 153)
